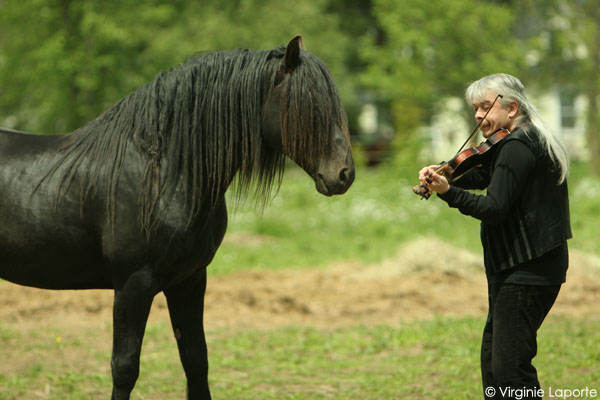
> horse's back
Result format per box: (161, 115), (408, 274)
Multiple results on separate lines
(0, 129), (113, 289)
(0, 128), (224, 291)
(0, 127), (65, 158)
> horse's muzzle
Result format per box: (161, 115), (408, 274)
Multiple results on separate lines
(315, 164), (355, 196)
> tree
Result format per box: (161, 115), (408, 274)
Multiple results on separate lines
(0, 0), (188, 132)
(516, 0), (600, 175)
(358, 0), (526, 155)
(0, 0), (354, 134)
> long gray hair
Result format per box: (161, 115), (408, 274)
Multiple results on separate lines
(465, 73), (569, 183)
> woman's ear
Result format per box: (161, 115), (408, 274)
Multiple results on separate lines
(508, 100), (519, 118)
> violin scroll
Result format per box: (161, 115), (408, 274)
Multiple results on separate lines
(412, 162), (449, 200)
(412, 176), (433, 199)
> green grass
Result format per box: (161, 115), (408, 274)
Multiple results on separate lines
(568, 163), (600, 255)
(211, 161), (600, 275)
(212, 163), (481, 275)
(208, 318), (484, 399)
(1, 316), (598, 399)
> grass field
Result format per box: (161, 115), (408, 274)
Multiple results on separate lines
(1, 316), (599, 399)
(211, 161), (600, 275)
(1, 161), (599, 399)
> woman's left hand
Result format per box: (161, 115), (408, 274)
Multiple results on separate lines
(421, 167), (450, 195)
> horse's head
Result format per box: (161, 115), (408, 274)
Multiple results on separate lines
(261, 36), (355, 196)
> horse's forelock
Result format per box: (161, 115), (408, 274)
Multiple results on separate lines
(160, 49), (287, 219)
(280, 52), (346, 171)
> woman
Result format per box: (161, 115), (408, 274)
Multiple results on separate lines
(418, 73), (572, 399)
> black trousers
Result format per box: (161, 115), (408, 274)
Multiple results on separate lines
(481, 283), (561, 399)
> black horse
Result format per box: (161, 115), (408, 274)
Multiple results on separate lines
(0, 36), (354, 399)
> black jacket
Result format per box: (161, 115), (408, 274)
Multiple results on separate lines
(438, 127), (572, 275)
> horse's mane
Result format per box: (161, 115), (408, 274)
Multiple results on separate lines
(47, 46), (347, 234)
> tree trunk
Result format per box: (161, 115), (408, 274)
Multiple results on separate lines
(587, 86), (599, 176)
(585, 1), (600, 176)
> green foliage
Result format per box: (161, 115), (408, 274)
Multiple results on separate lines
(0, 0), (182, 132)
(359, 0), (525, 106)
(386, 99), (427, 167)
(0, 0), (354, 133)
(513, 0), (600, 174)
(355, 0), (528, 167)
(2, 1), (599, 170)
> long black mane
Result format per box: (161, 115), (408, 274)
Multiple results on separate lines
(47, 46), (347, 233)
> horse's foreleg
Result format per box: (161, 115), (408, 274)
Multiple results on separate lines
(110, 268), (157, 400)
(164, 269), (211, 400)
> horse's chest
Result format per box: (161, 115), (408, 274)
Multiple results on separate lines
(148, 201), (228, 286)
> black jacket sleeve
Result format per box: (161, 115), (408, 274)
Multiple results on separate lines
(437, 139), (536, 225)
(451, 162), (491, 190)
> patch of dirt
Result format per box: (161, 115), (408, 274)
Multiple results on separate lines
(1, 238), (599, 333)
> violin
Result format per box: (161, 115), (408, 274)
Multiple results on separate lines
(413, 93), (509, 200)
(412, 127), (511, 199)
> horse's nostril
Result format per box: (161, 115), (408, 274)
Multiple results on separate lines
(339, 168), (348, 183)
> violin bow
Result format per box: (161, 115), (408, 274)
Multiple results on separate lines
(456, 93), (503, 155)
(416, 93), (503, 199)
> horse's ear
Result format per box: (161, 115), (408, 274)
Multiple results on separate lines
(284, 35), (304, 70)
(274, 35), (304, 86)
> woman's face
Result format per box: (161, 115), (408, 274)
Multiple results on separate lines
(472, 91), (517, 138)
